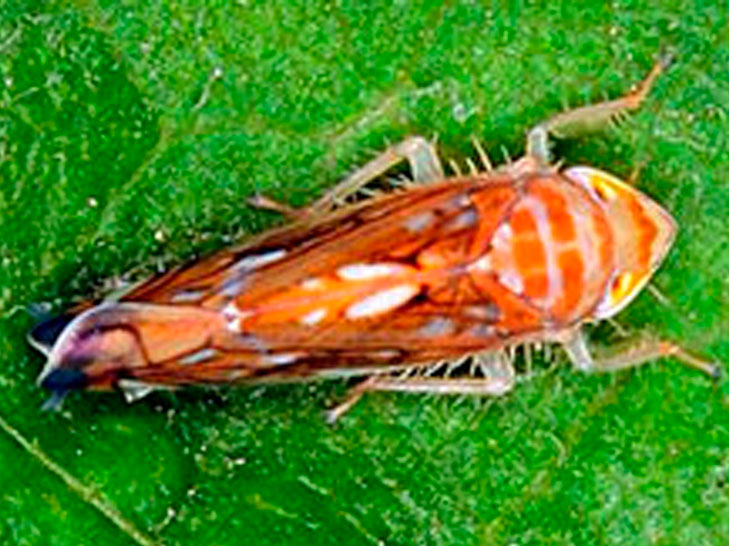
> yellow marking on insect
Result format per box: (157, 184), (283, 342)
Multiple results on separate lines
(565, 166), (624, 203)
(597, 271), (638, 315)
(613, 271), (635, 298)
(590, 176), (619, 201)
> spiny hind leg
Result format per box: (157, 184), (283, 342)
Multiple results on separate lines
(560, 328), (720, 378)
(247, 194), (309, 221)
(249, 136), (445, 220)
(527, 55), (671, 164)
(310, 136), (445, 214)
(447, 137), (495, 177)
(326, 353), (515, 423)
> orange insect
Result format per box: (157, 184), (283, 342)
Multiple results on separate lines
(29, 57), (718, 419)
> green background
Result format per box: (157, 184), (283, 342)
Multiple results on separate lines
(1, 1), (728, 544)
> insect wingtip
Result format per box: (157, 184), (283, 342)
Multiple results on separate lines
(324, 408), (341, 426)
(657, 50), (676, 71)
(40, 390), (67, 412)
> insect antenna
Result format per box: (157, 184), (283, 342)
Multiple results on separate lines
(606, 317), (630, 337)
(646, 283), (672, 307)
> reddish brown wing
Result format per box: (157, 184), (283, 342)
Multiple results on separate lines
(123, 176), (513, 307)
(118, 174), (550, 383)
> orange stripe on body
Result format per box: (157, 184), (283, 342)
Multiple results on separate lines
(555, 247), (585, 316)
(628, 194), (659, 271)
(514, 176), (616, 322)
(532, 182), (588, 319)
(520, 195), (562, 308)
(511, 208), (549, 300)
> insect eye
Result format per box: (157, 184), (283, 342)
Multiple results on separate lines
(28, 313), (77, 353)
(592, 184), (610, 202)
(564, 166), (624, 205)
(40, 368), (89, 392)
(611, 272), (634, 299)
(591, 178), (620, 203)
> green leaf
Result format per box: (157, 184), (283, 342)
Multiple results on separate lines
(2, 2), (728, 545)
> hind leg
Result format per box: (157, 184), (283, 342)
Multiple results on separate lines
(326, 353), (515, 423)
(250, 136), (444, 219)
(310, 136), (444, 213)
(560, 328), (719, 377)
(526, 55), (670, 164)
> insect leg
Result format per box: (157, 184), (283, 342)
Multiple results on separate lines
(471, 136), (494, 172)
(248, 137), (444, 219)
(326, 355), (515, 423)
(247, 194), (309, 221)
(526, 55), (671, 164)
(561, 329), (720, 378)
(311, 136), (445, 213)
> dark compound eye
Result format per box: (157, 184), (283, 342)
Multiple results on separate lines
(28, 313), (77, 351)
(39, 368), (89, 393)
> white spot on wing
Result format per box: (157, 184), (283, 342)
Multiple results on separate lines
(264, 353), (299, 365)
(455, 195), (472, 208)
(499, 270), (524, 295)
(468, 324), (496, 338)
(223, 302), (242, 319)
(232, 249), (286, 271)
(179, 348), (218, 366)
(300, 308), (327, 326)
(227, 319), (242, 334)
(470, 254), (492, 272)
(492, 223), (513, 250)
(337, 263), (402, 281)
(403, 212), (434, 233)
(448, 209), (478, 230)
(419, 317), (456, 337)
(219, 278), (245, 298)
(224, 302), (252, 333)
(463, 304), (500, 322)
(301, 277), (325, 290)
(345, 284), (419, 319)
(170, 290), (205, 303)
